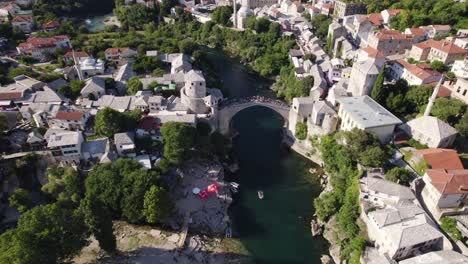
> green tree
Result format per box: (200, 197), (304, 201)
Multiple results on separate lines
(0, 204), (89, 264)
(430, 60), (447, 72)
(7, 67), (39, 80)
(311, 14), (332, 41)
(255, 17), (270, 33)
(79, 196), (116, 253)
(406, 85), (433, 112)
(295, 122), (308, 140)
(143, 185), (173, 224)
(121, 169), (159, 223)
(431, 97), (466, 125)
(70, 79), (85, 98)
(385, 167), (412, 186)
(314, 192), (339, 222)
(41, 166), (82, 205)
(179, 39), (197, 55)
(126, 76), (143, 95)
(160, 122), (196, 164)
(211, 6), (233, 26)
(156, 158), (171, 174)
(440, 217), (462, 241)
(94, 107), (123, 137)
(359, 146), (386, 168)
(455, 112), (468, 137)
(371, 67), (385, 104)
(8, 188), (32, 214)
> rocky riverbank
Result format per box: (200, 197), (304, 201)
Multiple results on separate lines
(284, 134), (341, 264)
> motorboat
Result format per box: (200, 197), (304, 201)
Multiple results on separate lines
(258, 191), (264, 199)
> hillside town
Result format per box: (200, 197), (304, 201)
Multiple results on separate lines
(0, 0), (467, 263)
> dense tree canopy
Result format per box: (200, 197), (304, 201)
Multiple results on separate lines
(33, 0), (114, 23)
(387, 0), (467, 30)
(0, 204), (89, 264)
(385, 167), (412, 186)
(114, 2), (158, 30)
(295, 122), (308, 140)
(371, 68), (385, 104)
(211, 6), (233, 26)
(94, 107), (141, 137)
(126, 76), (143, 95)
(42, 166), (82, 205)
(430, 98), (466, 126)
(160, 122), (196, 164)
(314, 129), (388, 261)
(8, 188), (32, 214)
(143, 185), (173, 224)
(311, 14), (332, 41)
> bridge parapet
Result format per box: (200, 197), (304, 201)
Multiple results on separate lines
(217, 97), (291, 135)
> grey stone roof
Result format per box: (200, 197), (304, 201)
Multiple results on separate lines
(115, 63), (135, 82)
(81, 77), (105, 95)
(355, 59), (380, 75)
(289, 49), (304, 58)
(371, 204), (424, 228)
(337, 96), (402, 128)
(82, 137), (108, 154)
(367, 175), (415, 200)
(109, 96), (132, 111)
(27, 130), (44, 144)
(171, 54), (192, 72)
(399, 223), (443, 248)
(402, 116), (458, 141)
(313, 101), (336, 115)
(46, 78), (68, 91)
(47, 131), (81, 147)
(184, 70), (205, 82)
(30, 86), (66, 103)
(399, 250), (468, 264)
(114, 132), (134, 145)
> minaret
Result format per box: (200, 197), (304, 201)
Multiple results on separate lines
(73, 50), (84, 81)
(233, 0), (237, 28)
(423, 77), (444, 117)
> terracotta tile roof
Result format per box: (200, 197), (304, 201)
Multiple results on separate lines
(362, 46), (385, 58)
(105, 47), (130, 54)
(415, 148), (464, 170)
(416, 39), (466, 55)
(386, 9), (403, 16)
(359, 13), (383, 26)
(407, 28), (426, 37)
(55, 111), (84, 121)
(42, 20), (59, 29)
(372, 29), (413, 40)
(322, 3), (334, 9)
(426, 169), (468, 195)
(396, 59), (442, 81)
(63, 51), (89, 59)
(11, 15), (33, 23)
(0, 92), (22, 100)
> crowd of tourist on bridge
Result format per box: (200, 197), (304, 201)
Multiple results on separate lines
(219, 96), (289, 108)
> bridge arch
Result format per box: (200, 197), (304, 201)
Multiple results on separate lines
(217, 101), (290, 135)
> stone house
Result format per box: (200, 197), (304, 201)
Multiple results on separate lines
(409, 39), (467, 65)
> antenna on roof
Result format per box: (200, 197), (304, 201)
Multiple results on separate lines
(423, 76), (444, 117)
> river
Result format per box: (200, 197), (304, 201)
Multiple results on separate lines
(202, 49), (329, 264)
(201, 48), (329, 263)
(229, 107), (329, 263)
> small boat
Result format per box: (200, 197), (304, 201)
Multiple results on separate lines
(258, 191), (264, 199)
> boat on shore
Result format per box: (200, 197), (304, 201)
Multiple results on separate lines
(258, 191), (264, 199)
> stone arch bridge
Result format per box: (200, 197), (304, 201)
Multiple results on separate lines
(217, 100), (290, 135)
